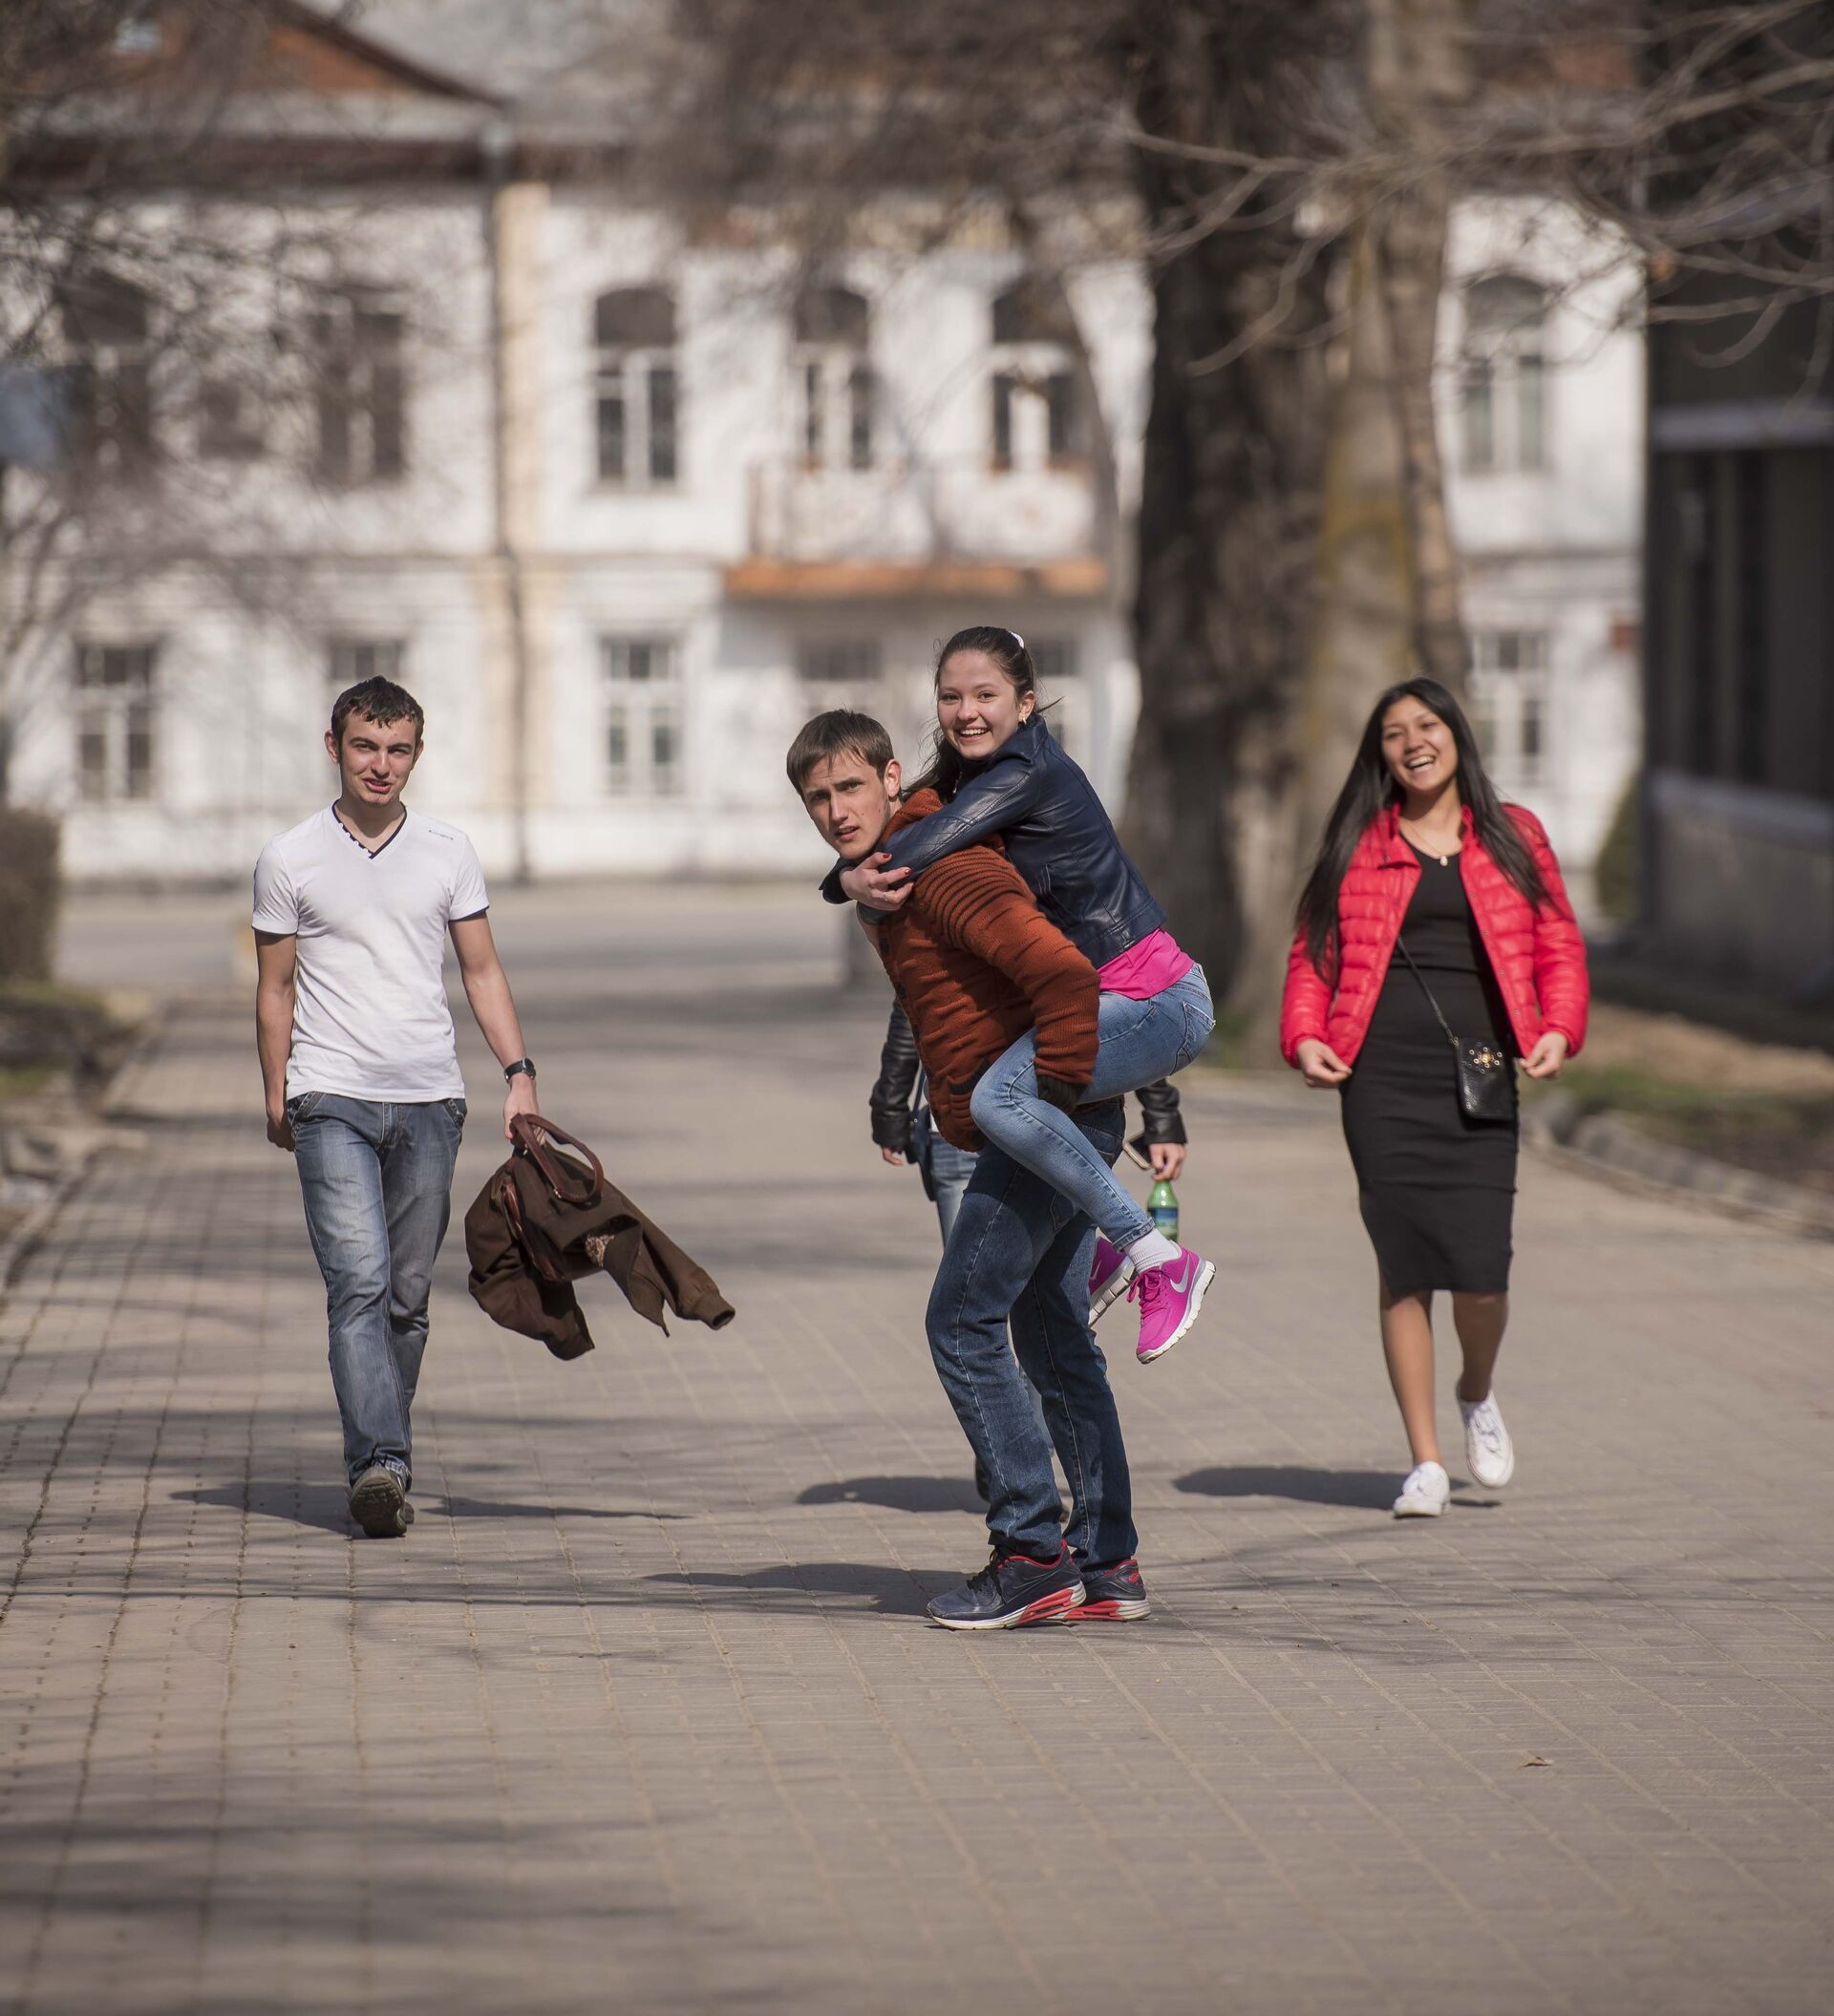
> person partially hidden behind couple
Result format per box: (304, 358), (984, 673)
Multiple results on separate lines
(791, 700), (1207, 1629)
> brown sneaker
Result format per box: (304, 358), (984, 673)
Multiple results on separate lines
(349, 1466), (409, 1539)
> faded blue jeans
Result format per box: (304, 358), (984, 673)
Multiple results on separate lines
(926, 1098), (1136, 1569)
(289, 1092), (466, 1490)
(968, 964), (1214, 1248)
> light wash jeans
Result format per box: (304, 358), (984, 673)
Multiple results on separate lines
(968, 966), (1214, 1248)
(288, 1092), (466, 1490)
(926, 1099), (1136, 1568)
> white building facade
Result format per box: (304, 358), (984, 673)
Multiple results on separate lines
(4, 13), (1640, 902)
(1439, 199), (1645, 915)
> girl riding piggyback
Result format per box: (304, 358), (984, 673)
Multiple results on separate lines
(831, 626), (1217, 1364)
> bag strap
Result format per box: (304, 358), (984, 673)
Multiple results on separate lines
(1394, 936), (1461, 1052)
(509, 1113), (605, 1203)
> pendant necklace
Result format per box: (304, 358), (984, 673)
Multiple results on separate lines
(1402, 818), (1454, 867)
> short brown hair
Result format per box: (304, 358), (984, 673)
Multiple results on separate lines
(331, 676), (424, 748)
(785, 710), (895, 795)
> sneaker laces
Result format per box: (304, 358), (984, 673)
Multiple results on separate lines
(1465, 1400), (1505, 1455)
(979, 1543), (1057, 1584)
(1126, 1266), (1164, 1310)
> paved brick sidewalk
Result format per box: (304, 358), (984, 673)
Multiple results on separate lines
(4, 886), (1832, 2015)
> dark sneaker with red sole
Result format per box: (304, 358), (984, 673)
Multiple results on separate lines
(1077, 1559), (1150, 1621)
(928, 1544), (1087, 1630)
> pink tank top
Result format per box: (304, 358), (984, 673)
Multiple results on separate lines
(1096, 927), (1194, 1001)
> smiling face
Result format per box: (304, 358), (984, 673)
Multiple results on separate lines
(1380, 696), (1460, 803)
(799, 748), (903, 863)
(936, 648), (1034, 761)
(327, 711), (421, 811)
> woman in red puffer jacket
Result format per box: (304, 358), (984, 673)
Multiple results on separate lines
(1280, 677), (1589, 1521)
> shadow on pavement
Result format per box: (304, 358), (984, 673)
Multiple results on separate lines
(1175, 1465), (1476, 1511)
(174, 1483), (682, 1534)
(437, 1495), (682, 1522)
(798, 1475), (985, 1515)
(644, 1560), (931, 1617)
(174, 1480), (352, 1533)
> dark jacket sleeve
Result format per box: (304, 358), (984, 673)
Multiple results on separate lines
(821, 753), (1049, 902)
(1133, 1079), (1186, 1146)
(869, 1002), (919, 1151)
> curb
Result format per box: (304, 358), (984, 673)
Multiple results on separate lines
(1525, 1091), (1834, 1241)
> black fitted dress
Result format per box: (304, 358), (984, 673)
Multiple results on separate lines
(1338, 841), (1518, 1296)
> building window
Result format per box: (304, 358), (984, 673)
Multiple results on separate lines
(57, 272), (154, 469)
(602, 636), (682, 796)
(75, 644), (157, 802)
(1469, 630), (1549, 787)
(990, 281), (1085, 474)
(1029, 639), (1087, 763)
(198, 375), (265, 461)
(312, 295), (406, 485)
(1461, 276), (1547, 475)
(798, 640), (882, 690)
(594, 288), (678, 486)
(793, 286), (874, 472)
(328, 638), (405, 711)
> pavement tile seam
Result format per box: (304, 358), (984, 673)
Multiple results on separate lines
(5, 944), (1834, 2015)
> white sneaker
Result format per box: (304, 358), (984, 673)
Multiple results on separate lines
(1393, 1461), (1450, 1517)
(1459, 1392), (1515, 1489)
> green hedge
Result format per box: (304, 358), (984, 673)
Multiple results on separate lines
(0, 810), (61, 983)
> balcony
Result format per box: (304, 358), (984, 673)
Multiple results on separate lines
(727, 456), (1109, 601)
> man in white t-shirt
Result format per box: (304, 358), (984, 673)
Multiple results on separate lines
(254, 676), (541, 1538)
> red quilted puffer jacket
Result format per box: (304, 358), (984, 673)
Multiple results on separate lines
(1280, 803), (1589, 1070)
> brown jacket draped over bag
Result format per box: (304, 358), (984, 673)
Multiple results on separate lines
(464, 1114), (735, 1360)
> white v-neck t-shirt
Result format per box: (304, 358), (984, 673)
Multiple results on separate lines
(252, 805), (490, 1102)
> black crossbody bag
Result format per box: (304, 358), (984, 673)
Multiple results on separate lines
(1394, 938), (1516, 1122)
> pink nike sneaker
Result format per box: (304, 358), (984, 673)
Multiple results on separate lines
(1130, 1248), (1214, 1364)
(1087, 1236), (1136, 1324)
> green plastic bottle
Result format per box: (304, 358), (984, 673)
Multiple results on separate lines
(1147, 1178), (1179, 1241)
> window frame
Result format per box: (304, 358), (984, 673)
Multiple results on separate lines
(593, 288), (681, 489)
(989, 283), (1086, 475)
(311, 293), (408, 488)
(600, 634), (685, 799)
(792, 286), (876, 474)
(1468, 628), (1551, 789)
(58, 272), (155, 471)
(74, 641), (160, 804)
(1459, 276), (1549, 477)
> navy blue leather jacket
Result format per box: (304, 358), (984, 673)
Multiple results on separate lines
(821, 718), (1165, 967)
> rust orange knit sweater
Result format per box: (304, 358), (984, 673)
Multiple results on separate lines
(864, 789), (1098, 1151)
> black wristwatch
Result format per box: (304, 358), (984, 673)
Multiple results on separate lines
(503, 1057), (537, 1083)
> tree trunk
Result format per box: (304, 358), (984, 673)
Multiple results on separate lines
(1368, 0), (1469, 693)
(1121, 10), (1335, 1028)
(1297, 225), (1415, 855)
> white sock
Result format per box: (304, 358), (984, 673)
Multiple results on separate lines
(1124, 1230), (1179, 1271)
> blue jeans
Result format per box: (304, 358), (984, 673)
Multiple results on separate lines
(968, 965), (1214, 1247)
(926, 1098), (1136, 1569)
(912, 1104), (980, 1244)
(289, 1093), (466, 1490)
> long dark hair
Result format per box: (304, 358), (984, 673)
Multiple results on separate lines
(1294, 676), (1548, 979)
(905, 625), (1037, 801)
